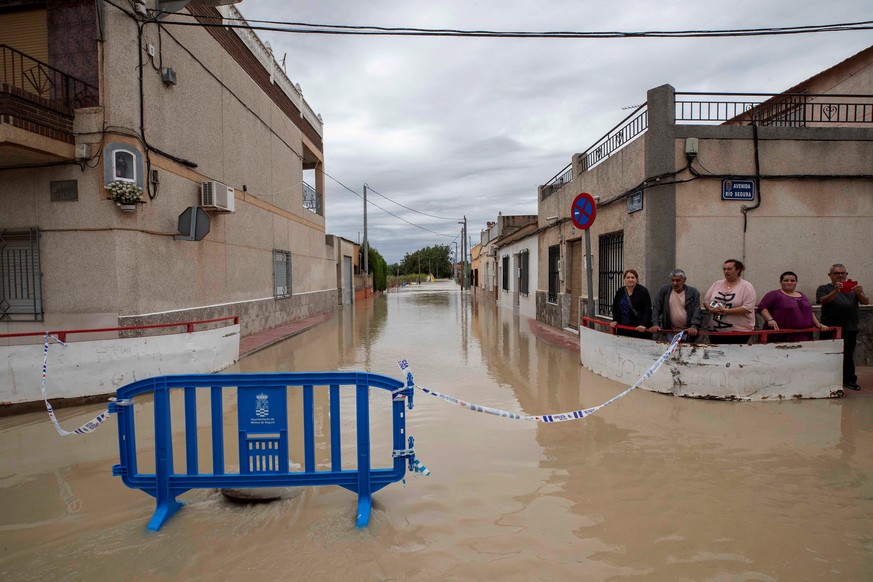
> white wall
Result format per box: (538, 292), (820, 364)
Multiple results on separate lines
(496, 234), (538, 319)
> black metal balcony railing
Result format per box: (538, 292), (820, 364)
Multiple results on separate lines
(543, 103), (649, 194)
(675, 92), (873, 126)
(303, 181), (323, 215)
(541, 90), (871, 196)
(580, 104), (648, 172)
(543, 163), (573, 191)
(0, 45), (98, 110)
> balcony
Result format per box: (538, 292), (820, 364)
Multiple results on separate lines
(303, 181), (323, 216)
(0, 45), (98, 169)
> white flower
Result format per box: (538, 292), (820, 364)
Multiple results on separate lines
(106, 180), (143, 204)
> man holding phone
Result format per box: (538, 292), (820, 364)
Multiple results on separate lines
(817, 264), (869, 390)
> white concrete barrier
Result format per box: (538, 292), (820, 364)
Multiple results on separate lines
(1, 325), (240, 404)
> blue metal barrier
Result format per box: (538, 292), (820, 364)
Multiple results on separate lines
(110, 372), (416, 531)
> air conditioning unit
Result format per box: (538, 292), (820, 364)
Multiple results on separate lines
(201, 181), (235, 212)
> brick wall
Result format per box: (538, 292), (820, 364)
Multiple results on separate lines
(0, 85), (74, 142)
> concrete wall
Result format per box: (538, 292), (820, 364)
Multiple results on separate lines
(0, 5), (336, 338)
(673, 126), (873, 300)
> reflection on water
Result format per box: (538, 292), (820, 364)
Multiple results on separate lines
(1, 280), (872, 581)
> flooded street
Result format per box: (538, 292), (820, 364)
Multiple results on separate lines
(2, 280), (872, 580)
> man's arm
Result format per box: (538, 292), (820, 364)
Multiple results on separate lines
(854, 285), (869, 305)
(817, 284), (839, 305)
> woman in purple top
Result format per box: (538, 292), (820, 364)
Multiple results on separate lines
(758, 271), (828, 341)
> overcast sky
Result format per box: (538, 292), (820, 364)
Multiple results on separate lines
(238, 1), (872, 265)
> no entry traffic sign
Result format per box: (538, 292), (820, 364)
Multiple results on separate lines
(571, 192), (597, 230)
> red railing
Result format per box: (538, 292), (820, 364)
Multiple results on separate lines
(580, 317), (842, 343)
(0, 316), (239, 343)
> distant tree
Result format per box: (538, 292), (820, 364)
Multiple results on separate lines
(399, 244), (451, 278)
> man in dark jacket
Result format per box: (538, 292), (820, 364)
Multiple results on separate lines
(648, 269), (703, 342)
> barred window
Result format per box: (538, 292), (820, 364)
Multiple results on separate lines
(502, 255), (510, 291)
(518, 251), (529, 295)
(273, 249), (292, 298)
(0, 228), (43, 321)
(598, 231), (624, 317)
(547, 245), (560, 303)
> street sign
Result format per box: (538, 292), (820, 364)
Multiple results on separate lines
(571, 192), (597, 230)
(627, 190), (643, 213)
(722, 179), (755, 201)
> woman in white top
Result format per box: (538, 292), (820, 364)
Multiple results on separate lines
(703, 259), (757, 344)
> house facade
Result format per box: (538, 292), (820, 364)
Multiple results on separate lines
(1, 1), (345, 339)
(494, 223), (538, 319)
(536, 45), (873, 359)
(474, 215), (537, 303)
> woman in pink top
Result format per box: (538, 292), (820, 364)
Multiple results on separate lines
(703, 259), (757, 344)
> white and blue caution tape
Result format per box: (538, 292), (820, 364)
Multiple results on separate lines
(40, 334), (125, 436)
(399, 332), (684, 423)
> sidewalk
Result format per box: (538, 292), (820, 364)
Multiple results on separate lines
(527, 319), (580, 352)
(238, 311), (334, 358)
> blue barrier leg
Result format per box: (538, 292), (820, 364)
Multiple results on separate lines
(356, 492), (372, 527)
(356, 381), (372, 527)
(148, 498), (183, 532)
(149, 385), (181, 531)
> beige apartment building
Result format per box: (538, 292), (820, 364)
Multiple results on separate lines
(1, 1), (355, 338)
(537, 45), (873, 360)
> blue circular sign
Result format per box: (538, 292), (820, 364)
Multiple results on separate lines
(571, 192), (597, 230)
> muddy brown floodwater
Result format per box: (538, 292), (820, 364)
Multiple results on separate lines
(2, 281), (872, 581)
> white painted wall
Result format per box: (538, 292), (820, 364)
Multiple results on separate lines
(579, 325), (842, 400)
(1, 326), (240, 405)
(496, 234), (538, 319)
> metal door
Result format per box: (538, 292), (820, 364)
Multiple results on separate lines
(343, 256), (353, 305)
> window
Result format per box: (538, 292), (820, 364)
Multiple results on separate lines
(547, 245), (560, 303)
(0, 228), (43, 321)
(502, 255), (509, 291)
(598, 231), (624, 317)
(273, 249), (292, 298)
(518, 251), (529, 295)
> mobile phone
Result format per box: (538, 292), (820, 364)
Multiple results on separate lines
(842, 280), (857, 292)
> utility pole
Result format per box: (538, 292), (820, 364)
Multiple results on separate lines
(363, 183), (368, 278)
(458, 216), (469, 290)
(463, 214), (470, 291)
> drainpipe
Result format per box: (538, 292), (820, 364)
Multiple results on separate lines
(741, 123), (763, 262)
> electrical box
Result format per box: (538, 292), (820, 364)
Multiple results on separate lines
(685, 137), (699, 157)
(161, 67), (177, 86)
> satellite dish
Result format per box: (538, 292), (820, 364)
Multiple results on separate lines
(175, 207), (210, 241)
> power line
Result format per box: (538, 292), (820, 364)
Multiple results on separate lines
(153, 12), (873, 39)
(323, 171), (456, 239)
(365, 185), (460, 221)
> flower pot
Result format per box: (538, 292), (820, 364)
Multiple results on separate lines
(116, 203), (137, 212)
